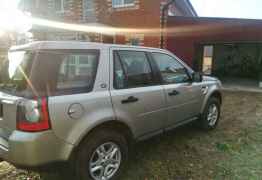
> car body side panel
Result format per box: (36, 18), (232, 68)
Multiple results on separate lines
(48, 47), (117, 146)
(108, 47), (167, 139)
(48, 91), (115, 145)
(110, 87), (167, 139)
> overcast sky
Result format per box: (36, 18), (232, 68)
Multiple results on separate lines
(190, 0), (262, 19)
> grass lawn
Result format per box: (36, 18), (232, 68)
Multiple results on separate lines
(0, 91), (262, 180)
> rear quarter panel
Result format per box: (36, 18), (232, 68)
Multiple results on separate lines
(48, 91), (115, 145)
(48, 47), (116, 146)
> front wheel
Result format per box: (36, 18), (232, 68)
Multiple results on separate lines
(199, 97), (221, 130)
(74, 128), (128, 180)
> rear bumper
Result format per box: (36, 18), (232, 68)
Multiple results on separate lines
(0, 130), (74, 168)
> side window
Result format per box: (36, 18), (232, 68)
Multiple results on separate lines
(114, 50), (154, 89)
(152, 53), (190, 84)
(57, 52), (98, 92)
(114, 52), (126, 89)
(112, 0), (134, 8)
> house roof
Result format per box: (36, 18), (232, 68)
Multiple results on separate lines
(176, 0), (198, 17)
(185, 0), (198, 16)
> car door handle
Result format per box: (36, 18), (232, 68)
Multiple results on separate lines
(168, 90), (180, 96)
(121, 96), (139, 104)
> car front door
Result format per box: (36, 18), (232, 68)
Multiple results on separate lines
(110, 49), (167, 139)
(151, 52), (202, 129)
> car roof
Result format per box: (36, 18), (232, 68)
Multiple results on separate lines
(10, 41), (168, 53)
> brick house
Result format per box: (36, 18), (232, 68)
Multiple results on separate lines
(18, 0), (197, 48)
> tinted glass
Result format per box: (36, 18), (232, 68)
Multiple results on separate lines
(114, 51), (154, 89)
(114, 52), (126, 89)
(57, 53), (98, 91)
(0, 51), (33, 95)
(152, 53), (190, 84)
(2, 50), (99, 98)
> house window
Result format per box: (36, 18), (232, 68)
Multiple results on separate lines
(83, 0), (96, 21)
(54, 0), (65, 12)
(126, 34), (144, 46)
(168, 4), (176, 16)
(202, 45), (214, 75)
(112, 0), (135, 8)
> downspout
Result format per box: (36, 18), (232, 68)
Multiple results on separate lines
(160, 0), (176, 49)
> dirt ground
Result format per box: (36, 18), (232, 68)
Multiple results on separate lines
(0, 91), (262, 180)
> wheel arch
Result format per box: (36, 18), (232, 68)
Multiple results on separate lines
(210, 90), (222, 104)
(70, 120), (134, 159)
(201, 89), (222, 114)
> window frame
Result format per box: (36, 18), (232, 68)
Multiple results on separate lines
(112, 0), (135, 8)
(150, 52), (193, 85)
(113, 50), (159, 90)
(54, 0), (65, 13)
(82, 0), (96, 20)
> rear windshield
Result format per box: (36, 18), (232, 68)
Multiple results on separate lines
(0, 49), (100, 98)
(0, 51), (33, 96)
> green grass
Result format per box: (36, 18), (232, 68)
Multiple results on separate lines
(215, 122), (262, 180)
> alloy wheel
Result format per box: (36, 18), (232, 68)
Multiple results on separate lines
(89, 142), (122, 180)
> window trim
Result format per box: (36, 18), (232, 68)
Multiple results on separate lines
(150, 52), (193, 85)
(112, 0), (135, 8)
(113, 50), (159, 90)
(55, 0), (65, 13)
(82, 0), (95, 21)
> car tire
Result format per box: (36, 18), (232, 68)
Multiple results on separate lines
(74, 128), (128, 180)
(199, 97), (221, 130)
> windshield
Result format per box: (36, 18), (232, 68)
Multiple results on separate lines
(0, 51), (33, 94)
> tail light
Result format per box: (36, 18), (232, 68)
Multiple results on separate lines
(17, 97), (51, 132)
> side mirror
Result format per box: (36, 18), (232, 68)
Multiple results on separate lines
(192, 72), (203, 82)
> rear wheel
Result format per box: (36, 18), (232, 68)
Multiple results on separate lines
(74, 128), (128, 180)
(199, 97), (221, 130)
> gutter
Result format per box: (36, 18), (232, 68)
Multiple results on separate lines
(160, 0), (175, 49)
(185, 0), (198, 17)
(160, 0), (197, 49)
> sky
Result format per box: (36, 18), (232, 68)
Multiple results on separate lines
(190, 0), (262, 19)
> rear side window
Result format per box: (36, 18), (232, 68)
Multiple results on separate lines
(29, 50), (99, 97)
(57, 53), (98, 90)
(114, 50), (154, 89)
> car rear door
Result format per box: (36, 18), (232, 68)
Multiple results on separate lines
(151, 52), (202, 129)
(109, 48), (167, 139)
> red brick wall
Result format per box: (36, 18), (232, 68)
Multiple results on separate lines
(96, 0), (179, 48)
(23, 0), (188, 47)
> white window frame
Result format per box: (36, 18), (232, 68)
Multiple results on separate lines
(112, 0), (135, 8)
(83, 0), (95, 20)
(55, 0), (65, 13)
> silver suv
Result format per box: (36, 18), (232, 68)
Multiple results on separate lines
(0, 41), (222, 180)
